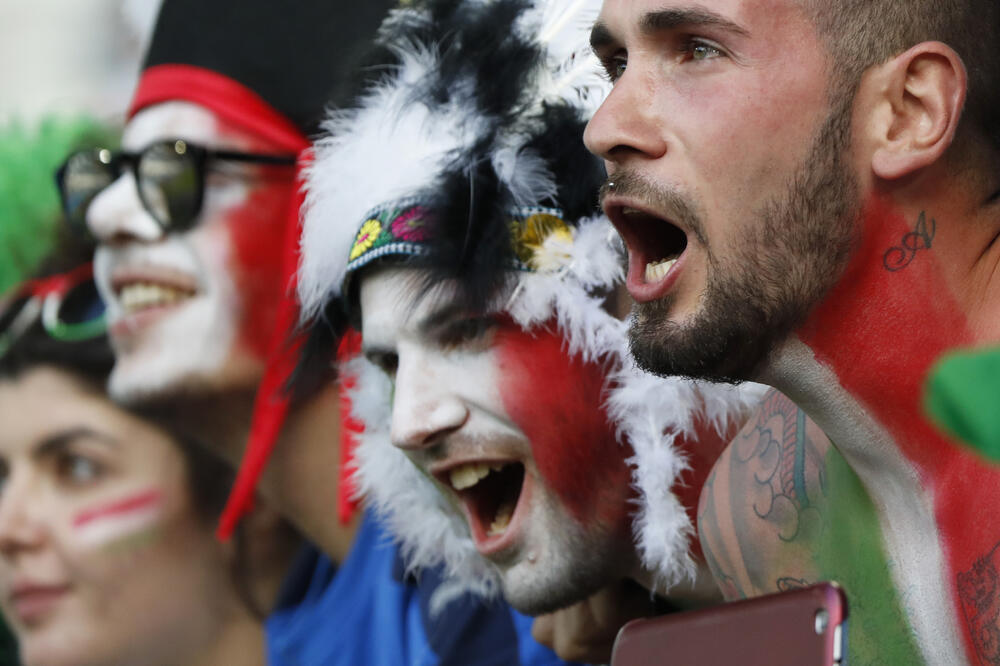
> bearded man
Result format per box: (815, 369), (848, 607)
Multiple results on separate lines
(585, 0), (1000, 663)
(71, 0), (573, 663)
(296, 0), (763, 661)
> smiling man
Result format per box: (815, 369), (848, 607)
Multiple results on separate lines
(297, 0), (762, 656)
(586, 0), (1000, 663)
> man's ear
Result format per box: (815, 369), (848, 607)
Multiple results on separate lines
(868, 42), (967, 180)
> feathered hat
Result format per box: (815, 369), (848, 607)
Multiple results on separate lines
(125, 0), (398, 538)
(299, 0), (765, 600)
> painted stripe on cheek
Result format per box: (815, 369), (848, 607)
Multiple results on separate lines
(72, 489), (164, 550)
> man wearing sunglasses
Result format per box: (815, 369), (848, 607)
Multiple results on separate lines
(68, 1), (574, 664)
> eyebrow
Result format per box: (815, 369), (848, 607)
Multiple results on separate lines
(591, 6), (749, 52)
(35, 428), (119, 460)
(418, 303), (470, 337)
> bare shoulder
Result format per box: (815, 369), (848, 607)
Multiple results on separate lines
(697, 389), (833, 599)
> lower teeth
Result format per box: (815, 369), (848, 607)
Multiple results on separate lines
(644, 258), (677, 282)
(487, 500), (515, 536)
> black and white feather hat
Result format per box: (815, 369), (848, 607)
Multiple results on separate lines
(298, 0), (765, 604)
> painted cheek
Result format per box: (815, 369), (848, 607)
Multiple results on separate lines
(70, 489), (164, 553)
(495, 323), (633, 525)
(225, 179), (294, 359)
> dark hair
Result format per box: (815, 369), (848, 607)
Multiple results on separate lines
(0, 250), (279, 618)
(803, 0), (1000, 156)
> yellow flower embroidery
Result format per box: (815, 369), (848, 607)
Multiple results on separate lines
(350, 219), (382, 261)
(512, 213), (573, 269)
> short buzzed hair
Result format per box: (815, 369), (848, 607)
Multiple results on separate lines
(803, 0), (1000, 155)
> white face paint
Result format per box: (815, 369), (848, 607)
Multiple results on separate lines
(359, 267), (636, 615)
(0, 367), (236, 666)
(88, 101), (290, 402)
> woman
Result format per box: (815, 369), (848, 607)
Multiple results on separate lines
(0, 260), (296, 666)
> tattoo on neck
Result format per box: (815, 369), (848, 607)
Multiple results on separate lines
(883, 211), (936, 272)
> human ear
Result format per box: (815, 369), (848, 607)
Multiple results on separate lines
(868, 42), (967, 180)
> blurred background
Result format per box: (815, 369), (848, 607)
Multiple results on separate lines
(0, 0), (161, 126)
(1, 3), (161, 663)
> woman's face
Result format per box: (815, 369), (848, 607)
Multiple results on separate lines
(0, 366), (235, 666)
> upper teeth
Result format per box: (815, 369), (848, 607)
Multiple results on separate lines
(119, 283), (192, 313)
(645, 258), (677, 283)
(449, 462), (503, 491)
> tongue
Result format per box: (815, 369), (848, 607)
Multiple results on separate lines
(466, 463), (524, 539)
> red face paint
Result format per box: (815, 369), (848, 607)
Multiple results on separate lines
(495, 321), (634, 527)
(72, 489), (163, 528)
(798, 195), (1000, 662)
(226, 174), (294, 359)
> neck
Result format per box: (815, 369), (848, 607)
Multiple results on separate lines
(262, 382), (361, 564)
(186, 613), (266, 666)
(145, 383), (360, 563)
(762, 188), (1000, 664)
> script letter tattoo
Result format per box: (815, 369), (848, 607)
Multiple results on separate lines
(883, 211), (936, 272)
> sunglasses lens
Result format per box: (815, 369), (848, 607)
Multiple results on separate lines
(59, 150), (116, 234)
(138, 142), (200, 229)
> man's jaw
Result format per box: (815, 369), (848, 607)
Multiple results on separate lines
(431, 458), (531, 559)
(603, 199), (691, 303)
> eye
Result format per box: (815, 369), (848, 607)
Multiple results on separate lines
(0, 460), (9, 495)
(56, 452), (105, 487)
(367, 351), (399, 378)
(681, 38), (725, 62)
(601, 54), (628, 82)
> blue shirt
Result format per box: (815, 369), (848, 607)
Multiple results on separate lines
(266, 510), (578, 665)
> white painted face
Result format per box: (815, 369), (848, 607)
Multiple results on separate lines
(87, 101), (292, 402)
(359, 267), (637, 615)
(0, 367), (236, 666)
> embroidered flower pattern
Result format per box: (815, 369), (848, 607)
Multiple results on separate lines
(511, 213), (573, 269)
(390, 207), (429, 242)
(350, 219), (383, 260)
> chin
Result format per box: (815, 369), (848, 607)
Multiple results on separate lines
(495, 524), (622, 616)
(107, 299), (258, 403)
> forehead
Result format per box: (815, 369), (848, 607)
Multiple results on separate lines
(123, 101), (243, 151)
(359, 266), (465, 343)
(595, 0), (812, 44)
(0, 367), (172, 463)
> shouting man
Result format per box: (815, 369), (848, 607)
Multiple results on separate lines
(297, 0), (762, 658)
(585, 0), (1000, 663)
(73, 0), (573, 663)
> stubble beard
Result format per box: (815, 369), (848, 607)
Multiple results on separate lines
(629, 95), (860, 384)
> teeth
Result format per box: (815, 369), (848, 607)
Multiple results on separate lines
(449, 462), (495, 491)
(488, 500), (515, 536)
(644, 258), (677, 283)
(119, 283), (193, 314)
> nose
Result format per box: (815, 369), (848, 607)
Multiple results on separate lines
(389, 353), (469, 451)
(584, 70), (668, 164)
(0, 476), (46, 557)
(86, 172), (164, 244)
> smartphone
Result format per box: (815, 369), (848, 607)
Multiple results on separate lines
(610, 582), (848, 666)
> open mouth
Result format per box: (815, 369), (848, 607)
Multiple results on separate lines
(617, 206), (689, 285)
(441, 461), (526, 544)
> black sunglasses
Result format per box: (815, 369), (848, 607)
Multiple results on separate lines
(56, 139), (297, 236)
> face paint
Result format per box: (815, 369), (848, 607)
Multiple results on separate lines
(796, 195), (1000, 663)
(495, 321), (634, 526)
(225, 169), (293, 359)
(72, 489), (164, 551)
(89, 102), (293, 400)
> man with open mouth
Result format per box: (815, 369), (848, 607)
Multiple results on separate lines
(72, 0), (572, 664)
(585, 0), (1000, 663)
(297, 0), (763, 659)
